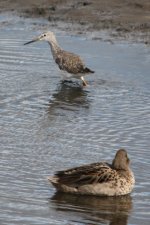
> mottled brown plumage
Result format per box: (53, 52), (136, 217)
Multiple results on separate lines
(24, 31), (94, 86)
(55, 50), (93, 75)
(48, 149), (135, 196)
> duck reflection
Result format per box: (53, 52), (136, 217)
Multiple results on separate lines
(50, 192), (132, 225)
(47, 81), (90, 115)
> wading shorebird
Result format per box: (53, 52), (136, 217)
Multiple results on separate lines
(24, 31), (94, 86)
(48, 149), (135, 196)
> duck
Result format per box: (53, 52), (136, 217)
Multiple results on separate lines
(48, 149), (135, 196)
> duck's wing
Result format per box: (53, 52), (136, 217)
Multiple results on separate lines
(55, 162), (115, 187)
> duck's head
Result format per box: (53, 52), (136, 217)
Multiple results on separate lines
(24, 31), (57, 45)
(112, 149), (130, 170)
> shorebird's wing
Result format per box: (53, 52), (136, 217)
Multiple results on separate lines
(55, 162), (115, 187)
(55, 51), (89, 74)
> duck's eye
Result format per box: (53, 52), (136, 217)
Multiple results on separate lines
(43, 34), (46, 37)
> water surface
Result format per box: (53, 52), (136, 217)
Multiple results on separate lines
(0, 14), (150, 225)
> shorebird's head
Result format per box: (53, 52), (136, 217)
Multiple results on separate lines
(24, 31), (57, 45)
(112, 149), (130, 170)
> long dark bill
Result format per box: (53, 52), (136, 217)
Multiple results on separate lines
(24, 38), (39, 45)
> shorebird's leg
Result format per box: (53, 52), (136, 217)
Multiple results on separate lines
(60, 71), (73, 83)
(60, 71), (68, 83)
(60, 71), (67, 80)
(81, 76), (88, 86)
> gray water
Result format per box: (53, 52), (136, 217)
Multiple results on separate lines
(0, 14), (150, 225)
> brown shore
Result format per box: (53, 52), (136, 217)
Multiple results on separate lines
(0, 0), (150, 43)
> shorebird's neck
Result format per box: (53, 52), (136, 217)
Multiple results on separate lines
(48, 39), (61, 60)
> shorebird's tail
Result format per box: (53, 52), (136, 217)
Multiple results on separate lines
(84, 67), (95, 73)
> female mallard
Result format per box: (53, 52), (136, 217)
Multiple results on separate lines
(48, 149), (135, 196)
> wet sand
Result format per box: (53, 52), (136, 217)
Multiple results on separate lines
(0, 0), (150, 43)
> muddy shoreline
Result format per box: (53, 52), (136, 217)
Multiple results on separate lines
(0, 0), (150, 43)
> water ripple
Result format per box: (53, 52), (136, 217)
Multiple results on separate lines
(0, 16), (150, 225)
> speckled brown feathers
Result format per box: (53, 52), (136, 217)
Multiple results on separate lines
(55, 50), (94, 74)
(55, 162), (113, 186)
(48, 149), (135, 196)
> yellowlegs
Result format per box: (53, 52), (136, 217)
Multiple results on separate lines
(48, 149), (135, 196)
(24, 31), (94, 86)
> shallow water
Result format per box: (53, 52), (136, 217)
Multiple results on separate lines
(0, 14), (150, 225)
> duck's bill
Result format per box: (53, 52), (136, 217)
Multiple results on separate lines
(24, 37), (39, 45)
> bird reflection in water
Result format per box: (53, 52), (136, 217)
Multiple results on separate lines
(47, 81), (90, 115)
(50, 192), (132, 225)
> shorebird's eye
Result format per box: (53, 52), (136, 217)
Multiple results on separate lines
(43, 34), (46, 37)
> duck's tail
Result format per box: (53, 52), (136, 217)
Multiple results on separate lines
(47, 176), (78, 193)
(48, 176), (58, 185)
